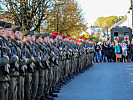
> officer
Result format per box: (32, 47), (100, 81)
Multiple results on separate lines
(11, 25), (26, 100)
(42, 33), (55, 100)
(0, 21), (10, 100)
(22, 31), (34, 100)
(49, 34), (60, 97)
(35, 33), (48, 100)
(3, 22), (19, 100)
(30, 32), (41, 100)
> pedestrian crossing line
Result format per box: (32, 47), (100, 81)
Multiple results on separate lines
(126, 68), (133, 70)
(126, 65), (133, 67)
(129, 73), (133, 75)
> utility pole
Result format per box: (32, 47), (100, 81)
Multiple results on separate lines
(55, 3), (66, 32)
(106, 26), (108, 41)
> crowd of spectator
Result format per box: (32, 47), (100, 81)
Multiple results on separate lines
(93, 40), (133, 63)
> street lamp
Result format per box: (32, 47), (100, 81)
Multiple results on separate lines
(54, 3), (66, 32)
(20, 7), (30, 31)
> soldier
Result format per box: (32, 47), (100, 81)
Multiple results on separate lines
(11, 25), (27, 100)
(2, 22), (19, 100)
(35, 33), (49, 100)
(22, 31), (34, 100)
(41, 33), (55, 100)
(30, 32), (41, 100)
(0, 21), (10, 100)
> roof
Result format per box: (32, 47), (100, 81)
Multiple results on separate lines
(108, 17), (127, 32)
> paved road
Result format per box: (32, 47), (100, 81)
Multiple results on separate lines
(56, 63), (133, 100)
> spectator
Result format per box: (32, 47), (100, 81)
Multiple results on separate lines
(114, 42), (121, 62)
(101, 42), (105, 61)
(110, 42), (115, 62)
(122, 42), (128, 62)
(119, 43), (123, 62)
(127, 41), (131, 62)
(104, 42), (109, 62)
(131, 41), (133, 62)
(94, 42), (103, 63)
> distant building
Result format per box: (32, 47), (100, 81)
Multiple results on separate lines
(109, 8), (133, 42)
(90, 26), (102, 35)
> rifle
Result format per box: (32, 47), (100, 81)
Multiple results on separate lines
(36, 46), (43, 68)
(45, 46), (50, 68)
(20, 42), (27, 74)
(10, 40), (19, 71)
(51, 44), (58, 65)
(1, 39), (10, 75)
(29, 46), (34, 72)
(58, 41), (63, 60)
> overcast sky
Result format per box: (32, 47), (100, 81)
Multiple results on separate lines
(77, 0), (131, 26)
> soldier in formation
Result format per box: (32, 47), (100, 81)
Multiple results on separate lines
(0, 21), (94, 100)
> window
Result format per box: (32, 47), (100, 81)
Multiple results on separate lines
(124, 32), (128, 35)
(114, 32), (118, 36)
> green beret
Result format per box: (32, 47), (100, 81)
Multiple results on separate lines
(45, 33), (49, 37)
(49, 34), (53, 38)
(12, 25), (21, 32)
(29, 31), (35, 36)
(0, 21), (6, 27)
(41, 33), (46, 38)
(35, 33), (41, 38)
(4, 22), (12, 28)
(21, 31), (29, 36)
(42, 33), (49, 38)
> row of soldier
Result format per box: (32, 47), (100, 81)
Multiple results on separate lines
(0, 21), (94, 100)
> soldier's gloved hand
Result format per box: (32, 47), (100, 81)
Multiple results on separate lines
(34, 57), (41, 63)
(31, 57), (35, 62)
(59, 47), (62, 51)
(27, 58), (32, 64)
(51, 51), (55, 57)
(69, 49), (72, 52)
(42, 56), (47, 61)
(1, 56), (9, 66)
(3, 55), (9, 62)
(19, 58), (28, 66)
(10, 55), (19, 63)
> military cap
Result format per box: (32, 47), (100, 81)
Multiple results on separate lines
(0, 21), (6, 27)
(12, 25), (21, 32)
(52, 35), (57, 39)
(52, 32), (58, 36)
(41, 33), (46, 38)
(46, 33), (49, 36)
(21, 31), (29, 36)
(4, 22), (12, 28)
(78, 36), (83, 39)
(35, 33), (42, 38)
(49, 34), (53, 38)
(29, 31), (35, 36)
(62, 35), (67, 39)
(68, 37), (72, 40)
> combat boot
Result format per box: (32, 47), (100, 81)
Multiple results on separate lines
(53, 88), (60, 93)
(49, 92), (58, 97)
(45, 93), (55, 100)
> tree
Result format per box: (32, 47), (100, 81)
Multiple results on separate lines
(46, 0), (88, 36)
(94, 16), (125, 31)
(5, 0), (53, 31)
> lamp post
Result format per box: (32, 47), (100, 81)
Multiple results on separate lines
(54, 3), (66, 32)
(20, 7), (30, 31)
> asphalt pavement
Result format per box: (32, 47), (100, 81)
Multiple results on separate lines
(56, 62), (133, 100)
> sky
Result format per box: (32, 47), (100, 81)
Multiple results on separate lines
(77, 0), (131, 26)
